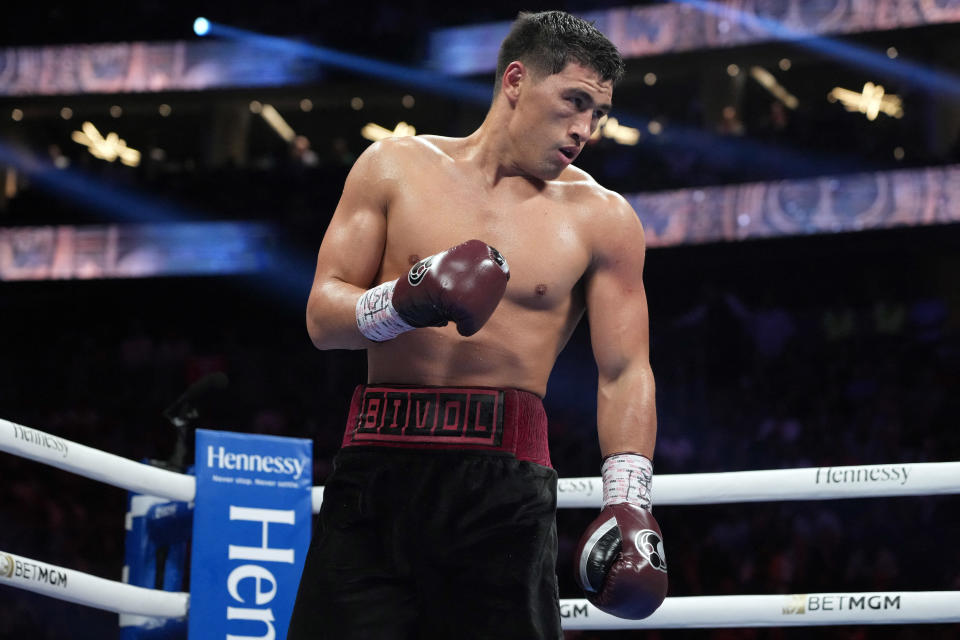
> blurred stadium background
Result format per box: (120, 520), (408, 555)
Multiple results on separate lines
(1, 1), (958, 638)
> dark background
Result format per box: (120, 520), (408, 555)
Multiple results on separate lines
(1, 1), (959, 638)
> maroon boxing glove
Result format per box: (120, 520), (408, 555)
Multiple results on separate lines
(356, 239), (509, 341)
(574, 454), (668, 619)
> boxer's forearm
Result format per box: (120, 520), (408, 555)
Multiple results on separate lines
(306, 278), (370, 350)
(308, 240), (510, 350)
(596, 362), (657, 459)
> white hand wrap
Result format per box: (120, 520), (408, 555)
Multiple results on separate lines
(355, 280), (415, 342)
(601, 453), (653, 510)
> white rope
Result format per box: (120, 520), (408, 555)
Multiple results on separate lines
(560, 592), (960, 629)
(0, 550), (188, 618)
(557, 461), (960, 508)
(3, 417), (958, 511)
(5, 417), (959, 630)
(3, 550), (956, 630)
(0, 418), (194, 502)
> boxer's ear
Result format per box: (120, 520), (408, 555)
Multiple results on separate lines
(502, 61), (526, 106)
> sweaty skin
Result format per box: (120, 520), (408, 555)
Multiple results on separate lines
(306, 61), (656, 458)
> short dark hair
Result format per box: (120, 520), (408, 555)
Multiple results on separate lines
(496, 11), (625, 87)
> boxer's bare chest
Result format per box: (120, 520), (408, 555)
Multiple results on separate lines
(381, 156), (592, 313)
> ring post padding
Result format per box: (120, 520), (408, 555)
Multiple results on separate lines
(559, 592), (960, 629)
(556, 461), (960, 508)
(0, 418), (195, 502)
(0, 550), (188, 618)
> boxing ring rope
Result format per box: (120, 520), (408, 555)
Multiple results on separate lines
(3, 416), (960, 630)
(0, 550), (188, 618)
(1, 418), (194, 503)
(560, 592), (960, 629)
(5, 418), (959, 509)
(555, 462), (960, 508)
(3, 547), (958, 629)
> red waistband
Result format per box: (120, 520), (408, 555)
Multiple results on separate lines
(341, 385), (551, 467)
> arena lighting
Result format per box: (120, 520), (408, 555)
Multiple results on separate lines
(625, 109), (862, 175)
(604, 118), (641, 145)
(4, 168), (16, 199)
(195, 20), (491, 105)
(193, 17), (210, 37)
(258, 104), (296, 142)
(196, 17), (858, 176)
(0, 138), (316, 306)
(673, 0), (960, 99)
(182, 19), (869, 196)
(749, 67), (799, 110)
(827, 83), (903, 121)
(590, 117), (640, 146)
(0, 139), (193, 224)
(361, 121), (416, 142)
(71, 121), (142, 167)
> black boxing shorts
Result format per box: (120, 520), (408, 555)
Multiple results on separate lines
(286, 385), (562, 640)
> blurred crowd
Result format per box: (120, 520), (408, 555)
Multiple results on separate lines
(556, 279), (960, 639)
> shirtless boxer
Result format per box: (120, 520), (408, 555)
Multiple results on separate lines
(287, 11), (666, 639)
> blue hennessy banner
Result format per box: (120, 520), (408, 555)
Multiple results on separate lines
(189, 430), (312, 640)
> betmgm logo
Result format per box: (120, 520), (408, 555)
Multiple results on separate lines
(782, 594), (806, 614)
(560, 601), (590, 619)
(783, 594), (902, 615)
(0, 554), (67, 587)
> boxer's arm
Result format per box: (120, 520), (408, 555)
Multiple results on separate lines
(306, 142), (392, 350)
(584, 194), (656, 459)
(578, 196), (666, 620)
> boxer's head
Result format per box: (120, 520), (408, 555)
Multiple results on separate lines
(494, 12), (623, 180)
(495, 11), (624, 91)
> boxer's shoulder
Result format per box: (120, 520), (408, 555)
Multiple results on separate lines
(344, 137), (455, 206)
(355, 135), (452, 175)
(379, 134), (464, 162)
(554, 168), (639, 229)
(550, 169), (644, 263)
(555, 165), (619, 202)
